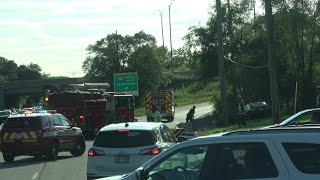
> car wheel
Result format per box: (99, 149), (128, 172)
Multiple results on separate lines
(47, 142), (58, 161)
(70, 139), (86, 157)
(3, 153), (14, 162)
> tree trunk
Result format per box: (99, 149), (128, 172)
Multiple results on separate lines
(265, 0), (281, 123)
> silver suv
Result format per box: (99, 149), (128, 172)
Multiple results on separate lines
(100, 127), (320, 180)
(87, 122), (176, 179)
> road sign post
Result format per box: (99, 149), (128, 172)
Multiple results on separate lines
(113, 72), (139, 95)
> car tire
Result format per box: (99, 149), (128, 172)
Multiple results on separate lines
(70, 138), (86, 157)
(47, 142), (58, 161)
(3, 153), (14, 162)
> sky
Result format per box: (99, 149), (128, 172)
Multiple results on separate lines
(0, 0), (214, 77)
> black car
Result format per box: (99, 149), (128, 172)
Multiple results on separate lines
(0, 112), (86, 162)
(245, 101), (270, 119)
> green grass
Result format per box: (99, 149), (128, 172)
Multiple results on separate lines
(135, 107), (146, 117)
(174, 81), (213, 107)
(199, 115), (290, 136)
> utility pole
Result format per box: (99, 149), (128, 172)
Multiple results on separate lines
(169, 4), (173, 71)
(216, 0), (229, 127)
(265, 0), (280, 123)
(159, 10), (165, 48)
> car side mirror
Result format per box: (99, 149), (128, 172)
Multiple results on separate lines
(136, 167), (147, 180)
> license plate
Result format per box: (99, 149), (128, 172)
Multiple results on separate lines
(115, 155), (129, 163)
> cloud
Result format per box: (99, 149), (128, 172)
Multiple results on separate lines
(0, 0), (212, 76)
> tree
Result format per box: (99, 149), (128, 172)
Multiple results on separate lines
(181, 0), (320, 125)
(17, 64), (42, 80)
(83, 31), (169, 94)
(0, 57), (18, 80)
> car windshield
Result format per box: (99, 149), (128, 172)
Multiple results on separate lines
(94, 130), (156, 148)
(0, 111), (10, 116)
(279, 110), (320, 126)
(4, 117), (42, 129)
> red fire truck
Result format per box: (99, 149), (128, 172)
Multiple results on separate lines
(47, 90), (135, 135)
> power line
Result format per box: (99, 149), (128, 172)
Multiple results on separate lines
(225, 56), (269, 69)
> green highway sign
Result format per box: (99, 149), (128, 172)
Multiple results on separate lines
(113, 72), (139, 95)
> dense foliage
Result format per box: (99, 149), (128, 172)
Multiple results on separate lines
(182, 0), (320, 119)
(83, 31), (170, 95)
(0, 57), (43, 81)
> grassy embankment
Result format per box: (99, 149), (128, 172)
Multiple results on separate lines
(197, 115), (290, 136)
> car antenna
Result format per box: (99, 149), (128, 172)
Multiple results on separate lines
(125, 123), (129, 128)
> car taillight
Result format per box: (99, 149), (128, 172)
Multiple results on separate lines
(140, 147), (161, 155)
(79, 115), (85, 121)
(117, 129), (130, 133)
(88, 148), (105, 157)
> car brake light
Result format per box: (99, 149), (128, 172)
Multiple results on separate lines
(117, 129), (130, 133)
(140, 147), (161, 155)
(79, 115), (85, 121)
(88, 149), (105, 157)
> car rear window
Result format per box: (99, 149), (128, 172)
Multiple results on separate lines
(283, 143), (320, 174)
(4, 117), (42, 129)
(94, 130), (156, 148)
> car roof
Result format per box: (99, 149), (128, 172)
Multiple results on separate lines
(100, 122), (163, 132)
(184, 127), (320, 144)
(8, 112), (54, 118)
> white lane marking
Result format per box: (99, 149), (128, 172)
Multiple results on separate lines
(32, 172), (39, 180)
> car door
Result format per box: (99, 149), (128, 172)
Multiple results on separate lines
(159, 125), (175, 149)
(51, 115), (67, 149)
(144, 139), (289, 180)
(57, 114), (76, 148)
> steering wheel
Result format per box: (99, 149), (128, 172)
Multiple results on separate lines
(174, 166), (192, 180)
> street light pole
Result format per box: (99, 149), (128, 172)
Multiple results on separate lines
(168, 4), (173, 67)
(216, 0), (229, 127)
(159, 10), (165, 48)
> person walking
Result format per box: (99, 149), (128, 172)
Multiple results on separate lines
(186, 106), (196, 130)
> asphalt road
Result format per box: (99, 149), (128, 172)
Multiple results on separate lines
(137, 101), (214, 128)
(0, 140), (93, 180)
(0, 102), (213, 180)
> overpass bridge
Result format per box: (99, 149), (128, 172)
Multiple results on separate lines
(0, 78), (82, 109)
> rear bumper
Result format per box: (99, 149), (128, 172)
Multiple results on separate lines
(0, 139), (52, 156)
(87, 155), (153, 179)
